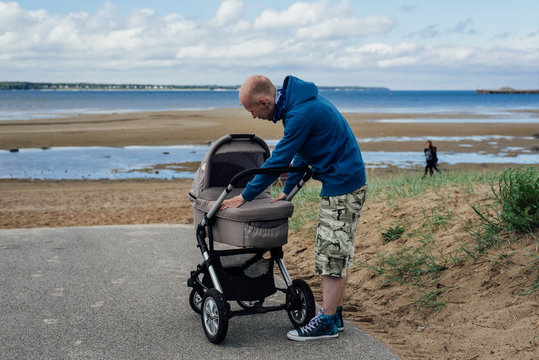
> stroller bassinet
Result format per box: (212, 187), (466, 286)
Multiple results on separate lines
(189, 134), (294, 248)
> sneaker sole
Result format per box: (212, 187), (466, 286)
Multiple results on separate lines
(338, 327), (344, 332)
(287, 333), (339, 341)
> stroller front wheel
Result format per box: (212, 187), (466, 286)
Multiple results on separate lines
(189, 288), (204, 314)
(287, 279), (315, 328)
(201, 289), (229, 344)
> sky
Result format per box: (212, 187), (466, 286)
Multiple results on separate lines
(1, 0), (538, 90)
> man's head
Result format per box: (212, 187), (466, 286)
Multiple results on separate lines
(239, 75), (276, 121)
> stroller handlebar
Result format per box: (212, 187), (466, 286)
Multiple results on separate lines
(229, 166), (312, 187)
(229, 133), (256, 140)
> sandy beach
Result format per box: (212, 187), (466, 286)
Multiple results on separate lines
(1, 108), (538, 154)
(1, 108), (538, 359)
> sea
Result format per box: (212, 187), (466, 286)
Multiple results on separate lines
(1, 90), (538, 180)
(2, 90), (539, 120)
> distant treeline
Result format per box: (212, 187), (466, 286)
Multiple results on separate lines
(0, 82), (239, 91)
(0, 81), (389, 92)
(318, 86), (389, 91)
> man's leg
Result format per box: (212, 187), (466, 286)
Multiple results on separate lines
(322, 274), (347, 315)
(287, 186), (366, 341)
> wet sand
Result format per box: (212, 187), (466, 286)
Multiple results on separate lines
(1, 108), (538, 154)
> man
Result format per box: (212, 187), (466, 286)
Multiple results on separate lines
(220, 75), (367, 341)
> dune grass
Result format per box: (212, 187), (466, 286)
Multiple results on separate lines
(277, 166), (539, 313)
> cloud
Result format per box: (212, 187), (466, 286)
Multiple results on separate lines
(213, 0), (243, 27)
(296, 15), (396, 40)
(399, 4), (417, 12)
(452, 18), (478, 35)
(493, 32), (511, 39)
(0, 0), (538, 88)
(253, 1), (396, 40)
(412, 18), (478, 39)
(254, 2), (321, 29)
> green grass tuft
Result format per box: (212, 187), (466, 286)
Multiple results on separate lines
(382, 224), (406, 242)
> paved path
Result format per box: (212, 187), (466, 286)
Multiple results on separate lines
(0, 225), (400, 359)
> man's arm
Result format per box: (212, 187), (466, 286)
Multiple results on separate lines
(241, 114), (310, 201)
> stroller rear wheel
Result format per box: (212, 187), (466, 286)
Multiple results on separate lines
(286, 279), (315, 328)
(201, 289), (229, 344)
(189, 288), (204, 314)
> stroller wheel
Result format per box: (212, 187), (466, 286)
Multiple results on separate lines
(237, 299), (264, 309)
(189, 288), (204, 314)
(287, 279), (315, 328)
(201, 289), (229, 344)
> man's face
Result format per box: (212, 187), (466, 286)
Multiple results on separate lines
(241, 97), (274, 121)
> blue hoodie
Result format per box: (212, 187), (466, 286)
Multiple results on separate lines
(242, 76), (366, 201)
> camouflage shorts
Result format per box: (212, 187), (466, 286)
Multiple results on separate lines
(315, 184), (367, 277)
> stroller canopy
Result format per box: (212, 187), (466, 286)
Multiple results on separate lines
(189, 134), (271, 203)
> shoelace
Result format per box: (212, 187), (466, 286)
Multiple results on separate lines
(299, 308), (324, 333)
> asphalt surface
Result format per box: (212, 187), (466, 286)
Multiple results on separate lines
(0, 225), (400, 359)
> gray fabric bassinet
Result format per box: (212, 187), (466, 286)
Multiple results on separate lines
(189, 134), (294, 248)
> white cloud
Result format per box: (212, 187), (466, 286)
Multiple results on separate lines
(296, 16), (396, 40)
(254, 2), (321, 29)
(254, 1), (395, 40)
(213, 0), (243, 27)
(1, 0), (538, 89)
(378, 56), (420, 68)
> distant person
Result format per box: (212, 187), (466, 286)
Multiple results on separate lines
(424, 140), (440, 176)
(220, 75), (367, 341)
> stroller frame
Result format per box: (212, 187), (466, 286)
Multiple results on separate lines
(187, 134), (316, 344)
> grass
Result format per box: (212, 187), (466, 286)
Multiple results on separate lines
(495, 167), (539, 233)
(382, 224), (405, 243)
(280, 167), (539, 312)
(367, 169), (501, 201)
(470, 166), (539, 254)
(271, 181), (321, 233)
(367, 246), (447, 285)
(379, 166), (539, 303)
(413, 287), (451, 314)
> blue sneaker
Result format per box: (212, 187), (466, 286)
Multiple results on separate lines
(287, 308), (339, 341)
(335, 306), (344, 332)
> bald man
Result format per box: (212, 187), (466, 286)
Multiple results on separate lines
(221, 75), (367, 341)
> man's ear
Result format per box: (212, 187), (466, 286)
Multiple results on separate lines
(257, 97), (268, 106)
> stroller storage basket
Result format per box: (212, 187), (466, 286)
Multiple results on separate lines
(203, 251), (276, 301)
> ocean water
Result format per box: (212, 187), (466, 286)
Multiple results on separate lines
(1, 89), (539, 121)
(1, 90), (538, 179)
(2, 140), (537, 180)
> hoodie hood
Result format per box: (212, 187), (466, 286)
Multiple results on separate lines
(282, 76), (318, 115)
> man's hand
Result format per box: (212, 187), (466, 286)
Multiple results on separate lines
(219, 194), (246, 210)
(270, 192), (287, 203)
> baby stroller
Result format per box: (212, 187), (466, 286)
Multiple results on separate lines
(187, 134), (316, 344)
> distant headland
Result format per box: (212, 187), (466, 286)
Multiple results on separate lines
(476, 87), (539, 94)
(0, 82), (239, 91)
(0, 81), (389, 92)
